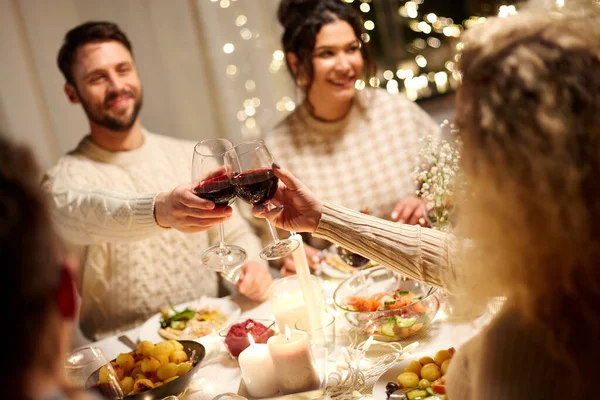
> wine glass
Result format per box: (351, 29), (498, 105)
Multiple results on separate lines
(193, 139), (247, 273)
(65, 346), (123, 399)
(225, 140), (300, 260)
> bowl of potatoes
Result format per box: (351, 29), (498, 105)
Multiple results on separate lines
(85, 339), (205, 399)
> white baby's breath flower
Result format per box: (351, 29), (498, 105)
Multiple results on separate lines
(413, 131), (463, 232)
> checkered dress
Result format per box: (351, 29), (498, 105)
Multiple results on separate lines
(265, 89), (440, 221)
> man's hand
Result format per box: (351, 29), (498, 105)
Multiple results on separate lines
(391, 195), (428, 225)
(154, 184), (232, 233)
(236, 262), (272, 301)
(280, 243), (322, 277)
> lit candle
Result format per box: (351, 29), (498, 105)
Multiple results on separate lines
(267, 326), (321, 394)
(238, 333), (279, 398)
(289, 233), (325, 346)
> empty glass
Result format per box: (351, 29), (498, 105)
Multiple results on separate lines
(295, 312), (336, 354)
(65, 346), (123, 399)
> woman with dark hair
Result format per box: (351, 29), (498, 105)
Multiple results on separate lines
(264, 0), (440, 274)
(255, 1), (600, 398)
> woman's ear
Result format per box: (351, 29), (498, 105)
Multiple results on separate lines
(56, 264), (77, 320)
(287, 52), (299, 75)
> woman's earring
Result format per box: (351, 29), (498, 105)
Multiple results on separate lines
(295, 74), (308, 87)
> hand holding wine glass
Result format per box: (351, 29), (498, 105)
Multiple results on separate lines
(192, 139), (247, 272)
(154, 183), (233, 233)
(250, 163), (324, 234)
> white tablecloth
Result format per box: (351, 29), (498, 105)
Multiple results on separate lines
(91, 279), (482, 400)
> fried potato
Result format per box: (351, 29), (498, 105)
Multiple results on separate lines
(98, 340), (194, 396)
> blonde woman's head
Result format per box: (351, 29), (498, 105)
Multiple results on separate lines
(454, 3), (600, 388)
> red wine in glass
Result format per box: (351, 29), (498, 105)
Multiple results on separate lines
(194, 173), (237, 207)
(233, 168), (278, 205)
(226, 140), (299, 260)
(192, 139), (247, 273)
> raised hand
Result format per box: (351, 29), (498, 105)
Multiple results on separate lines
(252, 164), (323, 233)
(154, 183), (232, 233)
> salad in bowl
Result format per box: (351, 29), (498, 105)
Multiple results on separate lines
(333, 266), (440, 340)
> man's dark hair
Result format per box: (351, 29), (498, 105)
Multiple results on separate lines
(57, 21), (133, 84)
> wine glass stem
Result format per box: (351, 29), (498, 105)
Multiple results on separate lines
(216, 224), (230, 256)
(266, 219), (280, 243)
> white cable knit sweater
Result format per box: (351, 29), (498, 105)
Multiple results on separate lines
(42, 130), (263, 340)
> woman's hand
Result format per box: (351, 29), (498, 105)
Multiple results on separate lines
(252, 165), (323, 233)
(391, 195), (428, 225)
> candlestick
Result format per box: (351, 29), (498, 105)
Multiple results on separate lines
(238, 334), (279, 398)
(267, 327), (321, 394)
(289, 233), (325, 347)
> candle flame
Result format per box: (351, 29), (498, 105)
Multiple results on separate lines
(247, 332), (256, 347)
(285, 325), (291, 340)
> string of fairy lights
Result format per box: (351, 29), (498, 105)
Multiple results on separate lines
(211, 0), (522, 136)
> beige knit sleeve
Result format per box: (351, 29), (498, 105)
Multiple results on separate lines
(42, 171), (164, 245)
(314, 202), (457, 289)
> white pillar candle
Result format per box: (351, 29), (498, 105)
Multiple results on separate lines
(238, 334), (279, 398)
(269, 275), (324, 332)
(267, 327), (321, 394)
(290, 233), (325, 347)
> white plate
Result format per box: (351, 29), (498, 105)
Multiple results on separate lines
(320, 260), (353, 279)
(138, 296), (241, 345)
(372, 359), (411, 400)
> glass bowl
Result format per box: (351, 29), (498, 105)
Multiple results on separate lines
(218, 318), (276, 358)
(333, 266), (440, 341)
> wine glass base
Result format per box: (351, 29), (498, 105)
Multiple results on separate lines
(202, 244), (247, 273)
(260, 239), (300, 260)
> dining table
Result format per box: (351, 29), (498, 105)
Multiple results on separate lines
(90, 276), (487, 400)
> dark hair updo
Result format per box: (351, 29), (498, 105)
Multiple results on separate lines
(278, 0), (376, 92)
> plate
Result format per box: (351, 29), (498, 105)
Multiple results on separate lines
(138, 296), (241, 345)
(372, 359), (411, 400)
(320, 259), (352, 279)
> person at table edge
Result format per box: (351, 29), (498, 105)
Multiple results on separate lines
(42, 21), (272, 341)
(253, 2), (600, 398)
(258, 0), (440, 275)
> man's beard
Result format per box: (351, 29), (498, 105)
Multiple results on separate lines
(78, 88), (143, 132)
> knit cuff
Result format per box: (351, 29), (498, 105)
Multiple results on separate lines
(133, 193), (164, 231)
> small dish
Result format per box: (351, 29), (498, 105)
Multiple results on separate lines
(219, 318), (276, 358)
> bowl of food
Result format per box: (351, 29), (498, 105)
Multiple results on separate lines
(85, 340), (205, 399)
(333, 266), (440, 340)
(219, 318), (276, 358)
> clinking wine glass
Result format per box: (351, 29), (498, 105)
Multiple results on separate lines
(192, 139), (247, 273)
(225, 140), (299, 260)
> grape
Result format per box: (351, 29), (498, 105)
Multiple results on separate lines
(386, 382), (399, 393)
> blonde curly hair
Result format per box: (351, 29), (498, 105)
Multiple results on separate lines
(455, 4), (600, 390)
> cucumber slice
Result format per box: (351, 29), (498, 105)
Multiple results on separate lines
(396, 316), (418, 328)
(426, 387), (435, 395)
(406, 389), (428, 399)
(380, 320), (397, 336)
